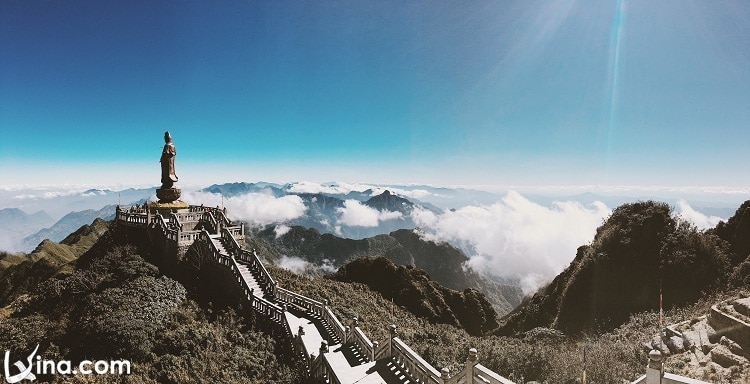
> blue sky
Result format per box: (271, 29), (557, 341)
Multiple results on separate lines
(1, 0), (748, 188)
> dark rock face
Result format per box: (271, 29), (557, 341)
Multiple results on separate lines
(497, 201), (733, 336)
(330, 256), (498, 336)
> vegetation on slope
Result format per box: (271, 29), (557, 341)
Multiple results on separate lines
(330, 256), (498, 336)
(498, 201), (735, 336)
(0, 222), (301, 383)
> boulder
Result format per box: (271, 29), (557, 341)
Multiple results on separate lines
(720, 336), (746, 358)
(682, 330), (700, 350)
(710, 345), (749, 368)
(734, 297), (750, 318)
(667, 335), (685, 354)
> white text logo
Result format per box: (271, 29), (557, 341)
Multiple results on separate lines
(3, 345), (130, 383)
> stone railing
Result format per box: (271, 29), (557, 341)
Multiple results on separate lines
(235, 249), (277, 296)
(153, 213), (178, 242)
(392, 337), (443, 384)
(200, 230), (230, 266)
(310, 351), (341, 384)
(351, 318), (375, 363)
(202, 211), (218, 233)
(178, 230), (201, 245)
(171, 210), (202, 225)
(224, 225), (244, 240)
(116, 209), (149, 227)
(275, 287), (325, 318)
(472, 364), (516, 384)
(323, 304), (347, 344)
(221, 227), (242, 255)
(168, 213), (183, 231)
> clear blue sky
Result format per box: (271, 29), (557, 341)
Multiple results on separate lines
(1, 0), (748, 188)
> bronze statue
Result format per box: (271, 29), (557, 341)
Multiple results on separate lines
(156, 131), (181, 203)
(160, 131), (178, 189)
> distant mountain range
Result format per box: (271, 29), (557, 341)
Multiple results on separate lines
(0, 208), (55, 252)
(20, 205), (117, 252)
(201, 182), (442, 239)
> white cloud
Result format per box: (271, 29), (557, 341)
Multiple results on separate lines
(185, 191), (306, 226)
(675, 199), (724, 230)
(274, 224), (292, 238)
(277, 255), (337, 275)
(411, 191), (611, 294)
(337, 199), (403, 227)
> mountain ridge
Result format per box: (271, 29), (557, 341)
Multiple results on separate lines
(251, 225), (523, 316)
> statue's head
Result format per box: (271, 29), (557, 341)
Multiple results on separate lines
(164, 131), (172, 143)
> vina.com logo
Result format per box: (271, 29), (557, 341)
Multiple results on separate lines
(3, 345), (130, 383)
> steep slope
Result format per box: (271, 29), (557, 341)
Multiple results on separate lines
(330, 256), (499, 336)
(497, 201), (731, 336)
(0, 229), (299, 383)
(710, 200), (750, 286)
(0, 218), (110, 307)
(252, 225), (523, 315)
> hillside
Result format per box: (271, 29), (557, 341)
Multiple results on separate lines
(0, 218), (109, 307)
(330, 256), (498, 336)
(0, 219), (301, 383)
(1, 204), (747, 382)
(252, 225), (523, 316)
(497, 200), (744, 336)
(710, 200), (750, 286)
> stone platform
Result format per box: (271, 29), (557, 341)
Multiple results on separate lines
(149, 200), (189, 210)
(156, 187), (181, 203)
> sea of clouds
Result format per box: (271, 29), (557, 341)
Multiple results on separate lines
(411, 191), (611, 294)
(182, 190), (307, 226)
(1, 182), (734, 293)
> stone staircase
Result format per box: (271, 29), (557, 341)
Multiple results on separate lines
(209, 234), (266, 300)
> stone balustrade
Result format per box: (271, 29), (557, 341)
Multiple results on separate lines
(235, 249), (276, 296)
(276, 287), (325, 317)
(153, 213), (178, 242)
(351, 320), (375, 362)
(221, 227), (242, 254)
(392, 337), (443, 384)
(323, 304), (347, 344)
(116, 209), (149, 227)
(178, 230), (201, 245)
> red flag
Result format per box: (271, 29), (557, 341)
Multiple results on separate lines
(659, 289), (663, 333)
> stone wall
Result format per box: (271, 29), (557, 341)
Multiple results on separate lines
(709, 302), (750, 350)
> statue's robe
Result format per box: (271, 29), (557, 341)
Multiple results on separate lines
(160, 142), (178, 187)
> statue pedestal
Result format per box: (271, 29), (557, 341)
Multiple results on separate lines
(156, 188), (181, 203)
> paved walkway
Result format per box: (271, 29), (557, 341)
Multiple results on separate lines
(284, 310), (393, 383)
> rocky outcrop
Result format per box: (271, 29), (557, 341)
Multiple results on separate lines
(645, 296), (750, 379)
(498, 201), (732, 336)
(330, 256), (498, 336)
